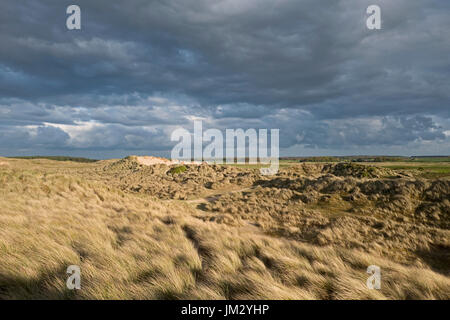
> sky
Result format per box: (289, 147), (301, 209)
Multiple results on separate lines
(0, 0), (449, 159)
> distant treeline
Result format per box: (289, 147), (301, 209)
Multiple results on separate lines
(282, 156), (450, 163)
(8, 156), (98, 163)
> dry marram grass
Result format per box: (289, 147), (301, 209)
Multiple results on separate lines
(0, 157), (448, 299)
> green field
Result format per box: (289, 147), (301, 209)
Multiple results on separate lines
(379, 164), (450, 178)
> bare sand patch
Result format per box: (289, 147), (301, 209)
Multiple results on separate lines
(133, 155), (202, 166)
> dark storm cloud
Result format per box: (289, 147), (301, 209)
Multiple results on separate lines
(0, 125), (70, 149)
(292, 115), (447, 149)
(0, 0), (449, 156)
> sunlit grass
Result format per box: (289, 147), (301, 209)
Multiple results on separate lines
(0, 157), (448, 299)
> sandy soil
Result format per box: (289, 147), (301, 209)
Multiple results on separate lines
(133, 156), (202, 166)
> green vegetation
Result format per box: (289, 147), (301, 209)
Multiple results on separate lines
(169, 165), (187, 175)
(294, 156), (342, 162)
(8, 156), (98, 163)
(410, 157), (450, 163)
(382, 164), (450, 178)
(287, 156), (450, 163)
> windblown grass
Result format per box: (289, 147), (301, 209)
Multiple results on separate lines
(0, 157), (448, 299)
